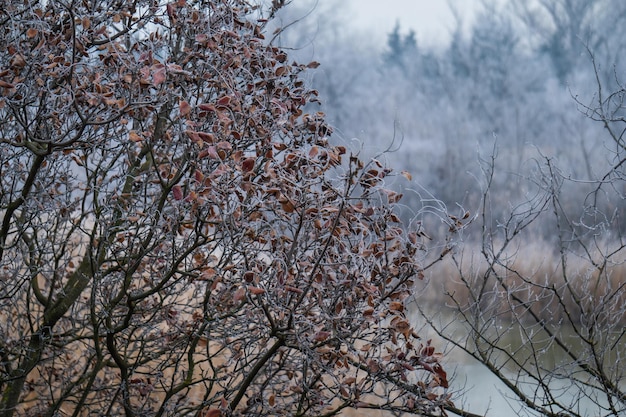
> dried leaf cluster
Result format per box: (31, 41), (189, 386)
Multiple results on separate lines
(0, 1), (451, 416)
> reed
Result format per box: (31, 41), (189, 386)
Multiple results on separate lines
(417, 239), (626, 327)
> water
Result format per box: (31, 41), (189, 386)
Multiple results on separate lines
(416, 312), (626, 417)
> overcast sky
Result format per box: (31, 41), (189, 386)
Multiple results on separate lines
(333, 0), (482, 47)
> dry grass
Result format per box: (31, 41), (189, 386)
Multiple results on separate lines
(416, 239), (626, 327)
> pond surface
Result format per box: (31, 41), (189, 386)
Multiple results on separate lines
(417, 312), (625, 417)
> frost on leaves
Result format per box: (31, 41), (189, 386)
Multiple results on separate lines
(0, 1), (450, 416)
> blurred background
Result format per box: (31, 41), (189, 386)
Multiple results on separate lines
(272, 0), (626, 239)
(272, 1), (626, 415)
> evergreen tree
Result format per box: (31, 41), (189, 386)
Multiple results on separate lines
(383, 21), (417, 70)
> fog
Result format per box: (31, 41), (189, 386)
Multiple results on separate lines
(328, 0), (477, 48)
(274, 0), (626, 238)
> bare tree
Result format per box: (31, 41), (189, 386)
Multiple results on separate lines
(510, 0), (626, 83)
(0, 1), (457, 416)
(416, 60), (626, 417)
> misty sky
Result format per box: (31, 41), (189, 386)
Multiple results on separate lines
(336, 0), (482, 47)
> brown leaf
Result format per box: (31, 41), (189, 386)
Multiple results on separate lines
(233, 286), (246, 303)
(10, 54), (26, 69)
(382, 189), (402, 204)
(199, 103), (216, 112)
(198, 132), (215, 144)
(393, 318), (411, 338)
(281, 200), (295, 213)
(389, 301), (404, 312)
(248, 286), (265, 295)
(242, 157), (255, 172)
(216, 141), (232, 150)
(421, 345), (435, 357)
(314, 331), (331, 342)
(334, 301), (343, 314)
(172, 185), (183, 201)
(199, 146), (219, 159)
(284, 285), (302, 294)
(179, 100), (191, 116)
(129, 131), (143, 142)
(433, 363), (449, 388)
(184, 191), (197, 202)
(199, 268), (216, 281)
(367, 359), (380, 373)
(217, 96), (231, 107)
(152, 66), (166, 85)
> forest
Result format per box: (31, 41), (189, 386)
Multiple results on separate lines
(0, 0), (624, 416)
